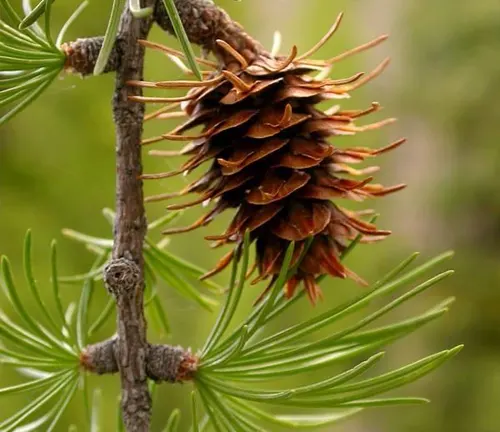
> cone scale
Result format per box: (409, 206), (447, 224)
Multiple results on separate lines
(131, 13), (406, 303)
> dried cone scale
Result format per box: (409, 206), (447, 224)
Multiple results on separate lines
(131, 12), (406, 304)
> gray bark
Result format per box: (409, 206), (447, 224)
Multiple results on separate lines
(108, 2), (156, 430)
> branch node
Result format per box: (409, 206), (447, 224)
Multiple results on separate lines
(147, 345), (198, 383)
(104, 258), (141, 298)
(80, 338), (119, 374)
(62, 37), (119, 76)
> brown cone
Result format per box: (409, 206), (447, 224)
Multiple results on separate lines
(132, 13), (406, 304)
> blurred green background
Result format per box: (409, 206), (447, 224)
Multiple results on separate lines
(1, 0), (499, 430)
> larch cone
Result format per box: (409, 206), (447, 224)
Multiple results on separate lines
(130, 12), (406, 304)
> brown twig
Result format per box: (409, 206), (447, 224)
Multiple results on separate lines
(108, 2), (156, 430)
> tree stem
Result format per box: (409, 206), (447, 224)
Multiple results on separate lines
(109, 1), (156, 430)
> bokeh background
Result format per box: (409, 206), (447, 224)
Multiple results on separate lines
(1, 0), (499, 431)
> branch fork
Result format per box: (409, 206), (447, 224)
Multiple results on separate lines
(80, 338), (198, 383)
